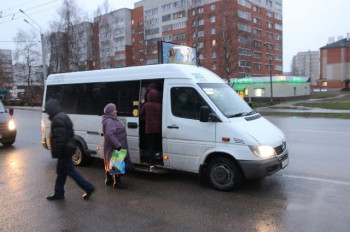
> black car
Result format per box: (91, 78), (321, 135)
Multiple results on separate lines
(0, 100), (16, 146)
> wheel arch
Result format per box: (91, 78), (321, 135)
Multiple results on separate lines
(74, 135), (89, 157)
(199, 151), (245, 180)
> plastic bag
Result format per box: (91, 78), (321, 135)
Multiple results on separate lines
(109, 149), (127, 174)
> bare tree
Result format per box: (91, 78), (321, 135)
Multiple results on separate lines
(48, 0), (88, 73)
(13, 29), (41, 105)
(217, 0), (252, 83)
(186, 0), (207, 67)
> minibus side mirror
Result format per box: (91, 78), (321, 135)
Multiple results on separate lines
(9, 108), (14, 116)
(200, 106), (210, 122)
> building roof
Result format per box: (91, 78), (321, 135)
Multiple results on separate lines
(321, 38), (350, 49)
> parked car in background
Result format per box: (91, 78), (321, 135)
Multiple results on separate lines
(0, 100), (16, 146)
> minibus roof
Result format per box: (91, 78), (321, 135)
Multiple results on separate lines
(46, 64), (226, 85)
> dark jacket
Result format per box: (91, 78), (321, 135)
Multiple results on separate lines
(45, 99), (75, 159)
(140, 89), (162, 134)
(102, 114), (130, 172)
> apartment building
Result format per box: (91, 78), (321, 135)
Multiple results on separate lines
(131, 0), (283, 79)
(0, 49), (13, 99)
(319, 35), (350, 90)
(94, 8), (133, 69)
(291, 51), (320, 86)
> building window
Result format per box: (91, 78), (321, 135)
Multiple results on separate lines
(238, 10), (251, 20)
(254, 28), (262, 36)
(211, 16), (216, 23)
(238, 0), (251, 8)
(163, 25), (172, 32)
(115, 53), (126, 60)
(238, 22), (251, 32)
(254, 63), (261, 70)
(254, 52), (261, 58)
(253, 17), (261, 24)
(253, 5), (261, 13)
(211, 51), (216, 58)
(275, 65), (283, 71)
(211, 4), (215, 11)
(266, 0), (272, 7)
(239, 48), (252, 56)
(162, 3), (172, 11)
(275, 13), (282, 20)
(198, 7), (204, 14)
(254, 88), (265, 97)
(275, 34), (282, 41)
(173, 33), (186, 40)
(238, 36), (251, 44)
(275, 44), (282, 51)
(275, 24), (282, 31)
(162, 14), (171, 22)
(212, 63), (216, 70)
(211, 28), (216, 35)
(212, 39), (216, 46)
(266, 11), (273, 17)
(173, 22), (186, 30)
(254, 40), (261, 47)
(173, 10), (186, 19)
(266, 21), (273, 28)
(199, 53), (204, 59)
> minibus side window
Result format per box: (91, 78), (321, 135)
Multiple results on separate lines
(171, 87), (208, 120)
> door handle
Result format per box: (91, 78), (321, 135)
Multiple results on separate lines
(128, 122), (138, 129)
(167, 125), (179, 129)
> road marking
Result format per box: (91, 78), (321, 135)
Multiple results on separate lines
(286, 130), (350, 135)
(282, 174), (350, 186)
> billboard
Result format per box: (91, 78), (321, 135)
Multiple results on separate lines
(158, 41), (197, 65)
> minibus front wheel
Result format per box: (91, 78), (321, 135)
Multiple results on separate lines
(207, 157), (242, 191)
(72, 143), (87, 166)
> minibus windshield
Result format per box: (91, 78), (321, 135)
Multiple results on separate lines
(0, 101), (6, 113)
(198, 83), (253, 118)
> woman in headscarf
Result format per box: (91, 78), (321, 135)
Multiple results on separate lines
(102, 103), (130, 189)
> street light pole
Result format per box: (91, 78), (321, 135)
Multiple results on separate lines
(264, 43), (273, 105)
(20, 10), (47, 82)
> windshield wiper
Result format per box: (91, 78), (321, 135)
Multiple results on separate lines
(227, 112), (246, 118)
(245, 110), (257, 116)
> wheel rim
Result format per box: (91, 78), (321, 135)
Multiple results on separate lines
(211, 164), (233, 186)
(72, 147), (82, 165)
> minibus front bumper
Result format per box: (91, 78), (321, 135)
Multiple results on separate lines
(239, 153), (289, 179)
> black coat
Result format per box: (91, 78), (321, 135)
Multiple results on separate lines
(45, 99), (75, 159)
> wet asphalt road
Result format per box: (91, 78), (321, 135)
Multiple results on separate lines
(0, 110), (349, 232)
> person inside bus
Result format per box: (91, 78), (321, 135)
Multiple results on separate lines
(102, 103), (130, 189)
(45, 99), (95, 200)
(140, 89), (162, 172)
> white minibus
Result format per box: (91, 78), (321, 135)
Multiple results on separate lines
(41, 64), (288, 191)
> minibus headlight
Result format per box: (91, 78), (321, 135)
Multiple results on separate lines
(8, 119), (16, 131)
(250, 145), (275, 159)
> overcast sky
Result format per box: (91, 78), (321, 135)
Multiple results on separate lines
(1, 0), (349, 72)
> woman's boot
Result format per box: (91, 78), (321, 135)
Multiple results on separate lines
(113, 175), (128, 189)
(105, 171), (113, 186)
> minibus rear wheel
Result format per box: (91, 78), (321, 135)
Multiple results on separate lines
(207, 157), (241, 191)
(72, 143), (87, 166)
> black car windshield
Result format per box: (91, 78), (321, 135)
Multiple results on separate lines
(0, 101), (6, 113)
(198, 83), (252, 118)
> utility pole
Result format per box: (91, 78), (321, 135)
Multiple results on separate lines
(264, 43), (273, 105)
(19, 10), (47, 83)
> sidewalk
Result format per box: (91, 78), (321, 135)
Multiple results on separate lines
(255, 104), (350, 114)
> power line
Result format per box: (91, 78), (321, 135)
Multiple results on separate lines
(0, 0), (57, 20)
(0, 3), (61, 25)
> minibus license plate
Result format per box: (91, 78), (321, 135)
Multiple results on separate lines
(282, 158), (288, 168)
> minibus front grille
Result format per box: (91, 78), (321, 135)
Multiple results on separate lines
(0, 123), (6, 130)
(275, 143), (286, 156)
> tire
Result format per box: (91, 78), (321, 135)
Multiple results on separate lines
(72, 143), (87, 166)
(2, 140), (15, 147)
(207, 157), (242, 191)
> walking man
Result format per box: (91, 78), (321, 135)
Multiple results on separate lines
(45, 99), (95, 200)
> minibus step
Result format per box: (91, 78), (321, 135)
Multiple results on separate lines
(133, 165), (168, 174)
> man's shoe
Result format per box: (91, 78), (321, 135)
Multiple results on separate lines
(46, 194), (64, 201)
(82, 188), (95, 200)
(105, 179), (113, 186)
